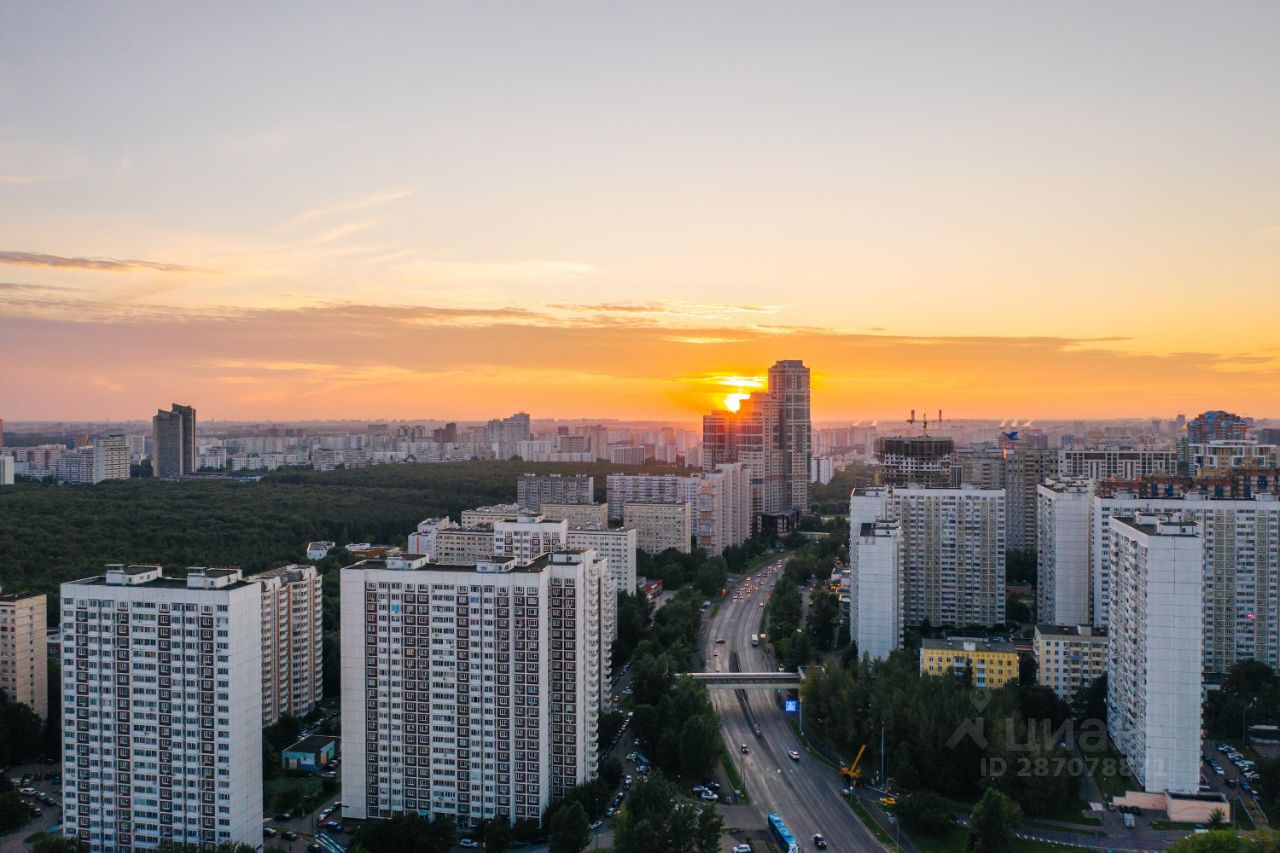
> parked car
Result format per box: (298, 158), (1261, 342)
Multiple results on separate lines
(283, 830), (298, 841)
(460, 840), (481, 849)
(732, 845), (753, 853)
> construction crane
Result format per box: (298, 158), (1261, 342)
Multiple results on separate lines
(906, 409), (944, 435)
(840, 743), (868, 784)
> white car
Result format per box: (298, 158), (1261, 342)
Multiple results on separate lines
(460, 840), (481, 849)
(788, 750), (801, 761)
(733, 846), (753, 853)
(698, 790), (719, 802)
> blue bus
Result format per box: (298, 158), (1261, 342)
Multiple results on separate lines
(767, 812), (800, 853)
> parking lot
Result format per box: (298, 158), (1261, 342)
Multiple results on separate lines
(0, 762), (63, 853)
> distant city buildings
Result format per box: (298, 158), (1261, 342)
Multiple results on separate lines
(60, 566), (264, 850)
(874, 435), (956, 488)
(701, 360), (811, 526)
(1057, 447), (1176, 481)
(0, 591), (47, 719)
(340, 549), (611, 827)
(52, 434), (130, 484)
(1106, 513), (1202, 794)
(516, 473), (594, 512)
(152, 403), (197, 478)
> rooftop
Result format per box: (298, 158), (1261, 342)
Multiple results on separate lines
(284, 734), (339, 755)
(344, 550), (593, 575)
(1035, 624), (1107, 639)
(922, 637), (1018, 654)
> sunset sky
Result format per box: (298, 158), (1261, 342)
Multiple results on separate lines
(2, 3), (1278, 422)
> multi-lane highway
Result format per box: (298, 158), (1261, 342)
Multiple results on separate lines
(705, 558), (881, 852)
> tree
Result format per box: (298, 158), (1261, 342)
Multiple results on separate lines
(614, 773), (722, 853)
(679, 713), (721, 780)
(807, 586), (839, 651)
(351, 812), (455, 853)
(0, 790), (29, 834)
(966, 788), (1022, 853)
(898, 790), (954, 835)
(548, 800), (590, 853)
(693, 557), (728, 597)
(1209, 808), (1227, 828)
(1167, 830), (1248, 853)
(1072, 674), (1107, 724)
(511, 818), (541, 844)
(483, 817), (512, 853)
(599, 755), (623, 790)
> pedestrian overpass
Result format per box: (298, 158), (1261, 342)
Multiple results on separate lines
(685, 671), (803, 689)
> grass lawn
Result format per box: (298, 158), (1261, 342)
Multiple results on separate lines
(912, 827), (1086, 853)
(721, 748), (750, 805)
(846, 796), (894, 846)
(1235, 800), (1256, 831)
(264, 775), (326, 815)
(1035, 796), (1104, 827)
(1079, 740), (1139, 799)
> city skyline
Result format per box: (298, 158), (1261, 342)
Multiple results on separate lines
(3, 3), (1279, 419)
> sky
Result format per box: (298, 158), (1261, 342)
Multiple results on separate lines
(2, 2), (1278, 422)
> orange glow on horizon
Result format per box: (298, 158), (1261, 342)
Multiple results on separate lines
(723, 391), (751, 412)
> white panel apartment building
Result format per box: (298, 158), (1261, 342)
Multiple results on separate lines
(623, 502), (692, 555)
(566, 527), (638, 594)
(606, 474), (695, 521)
(60, 567), (263, 852)
(851, 521), (904, 660)
(692, 463), (752, 556)
(1089, 492), (1280, 673)
(251, 564), (324, 725)
(1058, 447), (1177, 481)
(1106, 515), (1202, 794)
(1034, 624), (1107, 701)
(850, 486), (1006, 627)
(516, 474), (595, 512)
(408, 517), (459, 560)
(340, 551), (611, 827)
(541, 503), (609, 530)
(1037, 479), (1093, 626)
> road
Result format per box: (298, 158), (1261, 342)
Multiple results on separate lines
(706, 558), (882, 852)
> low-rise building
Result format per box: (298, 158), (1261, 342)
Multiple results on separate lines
(919, 637), (1019, 688)
(282, 734), (339, 773)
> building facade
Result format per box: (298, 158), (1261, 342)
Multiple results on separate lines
(152, 404), (197, 478)
(1034, 624), (1107, 701)
(691, 463), (752, 556)
(339, 551), (611, 827)
(0, 592), (47, 718)
(919, 638), (1019, 687)
(622, 502), (691, 555)
(435, 528), (498, 564)
(851, 486), (1006, 628)
(606, 474), (694, 521)
(1058, 447), (1176, 481)
(251, 565), (324, 725)
(1037, 479), (1093, 626)
(852, 521), (903, 660)
(1005, 447), (1057, 550)
(539, 502), (609, 529)
(875, 436), (956, 488)
(60, 566), (263, 851)
(516, 474), (594, 512)
(1105, 514), (1202, 794)
(565, 527), (638, 594)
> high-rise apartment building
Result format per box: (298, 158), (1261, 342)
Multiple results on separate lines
(851, 521), (903, 660)
(874, 436), (956, 488)
(1187, 410), (1250, 444)
(0, 591), (47, 719)
(1005, 447), (1056, 550)
(606, 473), (694, 521)
(60, 566), (263, 851)
(701, 360), (811, 524)
(340, 550), (611, 826)
(956, 445), (1006, 490)
(55, 434), (131, 484)
(153, 403), (197, 478)
(623, 502), (691, 554)
(486, 412), (531, 460)
(539, 502), (609, 529)
(1037, 479), (1093, 626)
(1089, 491), (1280, 673)
(516, 474), (594, 512)
(1106, 514), (1202, 794)
(408, 517), (459, 559)
(250, 565), (324, 725)
(435, 528), (497, 564)
(565, 527), (637, 594)
(850, 486), (1006, 627)
(0, 454), (13, 486)
(1034, 624), (1107, 701)
(691, 463), (752, 556)
(1058, 447), (1176, 481)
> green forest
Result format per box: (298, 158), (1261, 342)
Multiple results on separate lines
(0, 461), (673, 602)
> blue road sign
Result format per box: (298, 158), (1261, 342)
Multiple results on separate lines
(784, 699), (798, 713)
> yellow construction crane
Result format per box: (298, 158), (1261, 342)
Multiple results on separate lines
(840, 744), (868, 783)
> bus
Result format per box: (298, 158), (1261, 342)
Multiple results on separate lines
(767, 813), (799, 853)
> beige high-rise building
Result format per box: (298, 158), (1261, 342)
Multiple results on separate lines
(623, 502), (691, 554)
(251, 565), (324, 725)
(0, 591), (47, 719)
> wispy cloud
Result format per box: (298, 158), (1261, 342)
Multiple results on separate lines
(399, 258), (598, 283)
(290, 189), (417, 227)
(0, 251), (214, 274)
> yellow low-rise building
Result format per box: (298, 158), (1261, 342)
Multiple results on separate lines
(920, 637), (1019, 687)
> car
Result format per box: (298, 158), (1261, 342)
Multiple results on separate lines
(273, 812), (291, 822)
(19, 787), (35, 796)
(1242, 782), (1253, 793)
(1214, 766), (1226, 775)
(460, 840), (482, 849)
(716, 638), (726, 644)
(732, 845), (753, 853)
(699, 790), (719, 802)
(752, 724), (762, 738)
(759, 602), (765, 607)
(1225, 779), (1237, 788)
(307, 844), (323, 853)
(813, 835), (828, 849)
(324, 820), (343, 830)
(284, 830), (299, 841)
(589, 819), (603, 830)
(624, 774), (633, 785)
(703, 781), (721, 791)
(880, 796), (898, 807)
(605, 807), (616, 817)
(788, 750), (801, 761)
(741, 743), (751, 754)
